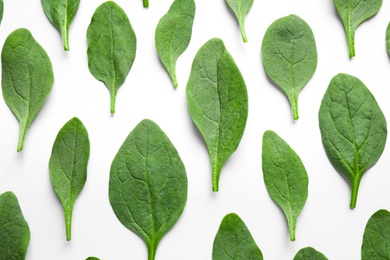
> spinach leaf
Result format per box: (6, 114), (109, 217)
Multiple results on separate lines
(334, 0), (382, 58)
(186, 38), (248, 192)
(294, 247), (328, 260)
(0, 191), (30, 260)
(2, 28), (54, 152)
(261, 14), (317, 120)
(225, 0), (254, 42)
(319, 73), (387, 208)
(49, 117), (90, 241)
(86, 257), (100, 260)
(109, 119), (187, 260)
(87, 1), (137, 114)
(0, 0), (3, 25)
(41, 0), (80, 51)
(262, 130), (308, 241)
(362, 209), (390, 260)
(212, 213), (263, 260)
(144, 0), (149, 8)
(155, 0), (195, 88)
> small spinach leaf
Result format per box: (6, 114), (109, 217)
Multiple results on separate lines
(319, 73), (387, 208)
(2, 28), (54, 152)
(87, 1), (137, 114)
(41, 0), (80, 51)
(155, 0), (195, 88)
(212, 213), (263, 260)
(225, 0), (254, 42)
(362, 209), (390, 260)
(109, 119), (188, 260)
(0, 191), (31, 260)
(186, 38), (248, 192)
(294, 247), (328, 260)
(334, 0), (382, 58)
(262, 14), (317, 120)
(49, 117), (90, 241)
(262, 130), (308, 241)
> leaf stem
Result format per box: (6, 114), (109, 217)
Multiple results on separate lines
(147, 242), (157, 260)
(288, 222), (296, 242)
(239, 20), (248, 43)
(143, 0), (149, 8)
(291, 95), (299, 121)
(212, 164), (221, 192)
(17, 122), (27, 152)
(170, 71), (178, 89)
(350, 175), (362, 209)
(346, 27), (355, 58)
(61, 29), (70, 51)
(110, 91), (116, 115)
(65, 205), (73, 241)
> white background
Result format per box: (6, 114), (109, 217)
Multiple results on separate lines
(1, 0), (390, 259)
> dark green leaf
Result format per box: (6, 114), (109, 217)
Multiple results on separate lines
(109, 119), (188, 260)
(87, 1), (137, 114)
(294, 247), (328, 260)
(362, 209), (390, 260)
(155, 0), (195, 88)
(212, 213), (263, 260)
(186, 38), (248, 192)
(0, 0), (3, 25)
(41, 0), (80, 51)
(49, 117), (90, 241)
(0, 191), (30, 260)
(319, 73), (387, 208)
(262, 130), (308, 241)
(2, 28), (54, 152)
(225, 0), (254, 42)
(262, 14), (317, 120)
(334, 0), (382, 58)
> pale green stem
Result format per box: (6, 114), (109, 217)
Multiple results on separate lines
(143, 0), (149, 8)
(170, 70), (178, 89)
(239, 20), (247, 43)
(110, 91), (116, 115)
(290, 94), (299, 121)
(350, 174), (362, 209)
(17, 122), (27, 152)
(65, 205), (73, 241)
(288, 221), (296, 242)
(212, 164), (221, 192)
(61, 28), (69, 51)
(147, 242), (157, 260)
(346, 27), (355, 58)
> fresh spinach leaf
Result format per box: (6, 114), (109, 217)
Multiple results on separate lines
(362, 209), (390, 260)
(319, 73), (387, 208)
(2, 28), (54, 152)
(41, 0), (80, 51)
(109, 119), (187, 260)
(262, 130), (308, 241)
(294, 247), (328, 260)
(334, 0), (382, 58)
(212, 213), (263, 260)
(86, 257), (100, 260)
(262, 14), (317, 120)
(0, 0), (3, 25)
(225, 0), (254, 42)
(0, 191), (31, 260)
(49, 117), (90, 241)
(186, 38), (248, 192)
(144, 0), (149, 8)
(87, 1), (137, 114)
(155, 0), (195, 88)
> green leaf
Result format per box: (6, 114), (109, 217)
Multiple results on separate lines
(155, 0), (195, 88)
(86, 257), (100, 260)
(319, 73), (387, 209)
(262, 130), (308, 241)
(0, 0), (4, 25)
(49, 117), (90, 241)
(334, 0), (382, 58)
(87, 1), (137, 114)
(212, 213), (263, 260)
(225, 0), (254, 42)
(41, 0), (80, 51)
(2, 28), (54, 152)
(294, 247), (328, 260)
(0, 191), (31, 260)
(109, 119), (188, 260)
(186, 38), (248, 192)
(386, 22), (390, 56)
(362, 209), (390, 260)
(262, 14), (317, 120)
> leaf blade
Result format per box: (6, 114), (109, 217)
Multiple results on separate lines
(262, 130), (308, 241)
(294, 247), (328, 260)
(261, 14), (317, 120)
(109, 119), (188, 260)
(1, 28), (54, 152)
(319, 73), (387, 208)
(155, 0), (195, 88)
(186, 38), (248, 192)
(87, 1), (137, 114)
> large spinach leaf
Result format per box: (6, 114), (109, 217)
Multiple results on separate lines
(319, 73), (387, 208)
